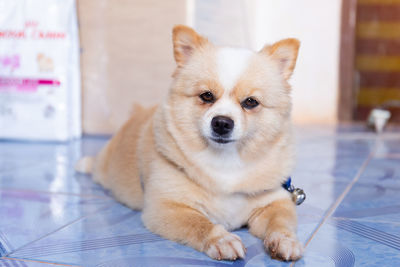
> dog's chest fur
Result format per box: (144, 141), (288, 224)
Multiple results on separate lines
(196, 187), (290, 231)
(192, 146), (289, 230)
(195, 145), (248, 190)
(204, 193), (250, 230)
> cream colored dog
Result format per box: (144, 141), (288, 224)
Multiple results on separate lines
(76, 25), (303, 261)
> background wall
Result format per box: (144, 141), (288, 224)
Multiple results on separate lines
(250, 0), (342, 124)
(78, 0), (187, 134)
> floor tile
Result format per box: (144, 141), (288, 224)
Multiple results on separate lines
(299, 218), (400, 267)
(0, 162), (108, 197)
(375, 136), (400, 158)
(0, 258), (60, 266)
(333, 158), (400, 224)
(292, 135), (376, 231)
(298, 129), (400, 266)
(0, 137), (108, 196)
(0, 189), (113, 255)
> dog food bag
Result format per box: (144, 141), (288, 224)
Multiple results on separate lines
(0, 0), (81, 141)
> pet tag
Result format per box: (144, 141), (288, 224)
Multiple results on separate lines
(282, 177), (306, 205)
(292, 188), (306, 205)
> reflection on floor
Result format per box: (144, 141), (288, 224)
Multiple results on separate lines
(1, 125), (400, 266)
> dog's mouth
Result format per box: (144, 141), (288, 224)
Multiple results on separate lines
(210, 137), (235, 144)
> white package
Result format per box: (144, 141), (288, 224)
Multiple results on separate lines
(0, 0), (81, 141)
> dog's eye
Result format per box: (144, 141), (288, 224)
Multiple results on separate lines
(199, 91), (215, 103)
(241, 97), (259, 109)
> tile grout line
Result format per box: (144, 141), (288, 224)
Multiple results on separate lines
(0, 187), (112, 200)
(0, 230), (14, 253)
(333, 216), (400, 226)
(290, 136), (380, 267)
(4, 203), (114, 258)
(2, 257), (81, 267)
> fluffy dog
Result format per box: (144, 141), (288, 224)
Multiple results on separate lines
(76, 25), (303, 261)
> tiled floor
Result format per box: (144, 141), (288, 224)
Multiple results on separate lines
(1, 125), (400, 266)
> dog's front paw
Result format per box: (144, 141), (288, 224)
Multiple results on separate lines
(264, 232), (303, 261)
(204, 229), (246, 261)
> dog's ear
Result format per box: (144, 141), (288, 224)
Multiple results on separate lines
(172, 25), (209, 67)
(260, 38), (300, 80)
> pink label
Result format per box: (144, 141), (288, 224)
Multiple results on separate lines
(0, 55), (20, 71)
(0, 77), (60, 92)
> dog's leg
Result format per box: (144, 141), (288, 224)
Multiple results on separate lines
(248, 198), (303, 261)
(142, 201), (246, 260)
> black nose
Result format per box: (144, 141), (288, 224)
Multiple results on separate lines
(211, 116), (234, 136)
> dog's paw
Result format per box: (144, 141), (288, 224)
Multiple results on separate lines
(204, 232), (246, 261)
(264, 232), (303, 261)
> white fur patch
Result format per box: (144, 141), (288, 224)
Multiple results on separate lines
(216, 47), (253, 91)
(195, 145), (245, 189)
(199, 47), (253, 146)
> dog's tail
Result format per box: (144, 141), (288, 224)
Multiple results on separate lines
(75, 156), (95, 174)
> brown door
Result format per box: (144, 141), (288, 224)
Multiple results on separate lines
(354, 0), (400, 122)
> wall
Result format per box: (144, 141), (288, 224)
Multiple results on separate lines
(78, 0), (187, 134)
(249, 0), (342, 124)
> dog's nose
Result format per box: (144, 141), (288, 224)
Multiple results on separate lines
(211, 116), (234, 136)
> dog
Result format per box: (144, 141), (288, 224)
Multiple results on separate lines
(76, 25), (303, 261)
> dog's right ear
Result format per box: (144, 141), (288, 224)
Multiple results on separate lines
(172, 25), (208, 67)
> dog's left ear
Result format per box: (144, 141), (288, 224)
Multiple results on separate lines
(172, 25), (209, 68)
(260, 38), (300, 80)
